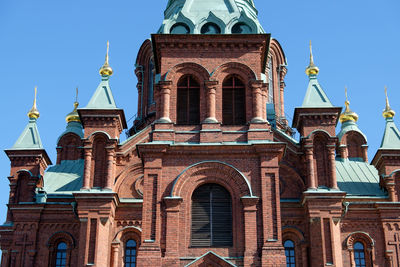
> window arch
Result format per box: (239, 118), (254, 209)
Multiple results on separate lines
(191, 183), (232, 247)
(124, 239), (137, 267)
(177, 75), (200, 125)
(47, 232), (75, 267)
(92, 136), (107, 188)
(284, 239), (296, 267)
(346, 232), (374, 267)
(222, 75), (246, 125)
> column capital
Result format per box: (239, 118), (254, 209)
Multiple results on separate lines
(163, 196), (183, 211)
(205, 80), (218, 89)
(157, 80), (172, 90)
(249, 80), (264, 89)
(241, 196), (259, 210)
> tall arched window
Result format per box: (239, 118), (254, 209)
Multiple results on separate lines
(268, 57), (274, 103)
(313, 135), (330, 188)
(92, 136), (107, 188)
(191, 184), (232, 247)
(222, 76), (246, 125)
(148, 59), (154, 105)
(124, 239), (137, 267)
(354, 242), (366, 267)
(177, 76), (200, 124)
(284, 240), (296, 267)
(55, 242), (67, 267)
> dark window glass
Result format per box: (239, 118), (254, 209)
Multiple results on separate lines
(125, 239), (137, 267)
(55, 242), (67, 267)
(177, 76), (200, 124)
(354, 242), (366, 267)
(170, 23), (190, 34)
(191, 184), (232, 247)
(284, 240), (296, 267)
(201, 22), (221, 34)
(222, 76), (246, 125)
(268, 57), (274, 103)
(232, 22), (252, 34)
(148, 60), (154, 105)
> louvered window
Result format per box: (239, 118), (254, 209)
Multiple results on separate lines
(177, 76), (200, 124)
(191, 184), (232, 247)
(222, 76), (246, 125)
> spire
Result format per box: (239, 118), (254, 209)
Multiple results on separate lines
(99, 41), (113, 76)
(85, 42), (118, 109)
(301, 42), (333, 108)
(12, 87), (43, 149)
(383, 86), (395, 119)
(66, 87), (81, 123)
(339, 87), (359, 123)
(28, 86), (40, 119)
(305, 41), (319, 77)
(380, 87), (400, 149)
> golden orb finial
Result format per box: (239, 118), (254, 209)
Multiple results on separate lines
(66, 87), (81, 123)
(99, 40), (113, 76)
(28, 86), (40, 119)
(383, 86), (396, 119)
(339, 87), (359, 123)
(305, 40), (320, 76)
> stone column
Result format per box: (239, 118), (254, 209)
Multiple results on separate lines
(203, 81), (218, 123)
(250, 80), (264, 123)
(111, 241), (120, 267)
(305, 146), (316, 189)
(241, 196), (259, 266)
(105, 147), (115, 190)
(163, 197), (183, 260)
(327, 144), (338, 189)
(279, 65), (287, 119)
(157, 81), (172, 123)
(82, 147), (92, 190)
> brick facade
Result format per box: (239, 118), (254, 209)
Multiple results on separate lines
(2, 6), (400, 267)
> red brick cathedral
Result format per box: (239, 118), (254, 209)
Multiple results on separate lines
(2, 1), (400, 266)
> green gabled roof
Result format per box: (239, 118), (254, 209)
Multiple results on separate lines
(84, 75), (117, 109)
(12, 118), (43, 149)
(380, 118), (400, 149)
(43, 159), (84, 193)
(336, 159), (386, 197)
(337, 120), (367, 143)
(301, 75), (333, 108)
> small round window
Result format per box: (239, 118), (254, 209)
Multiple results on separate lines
(201, 22), (221, 34)
(170, 23), (190, 34)
(232, 23), (252, 34)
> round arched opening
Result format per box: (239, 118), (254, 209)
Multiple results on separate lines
(201, 22), (221, 34)
(232, 22), (252, 34)
(170, 23), (190, 34)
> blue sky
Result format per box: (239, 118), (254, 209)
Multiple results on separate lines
(0, 0), (399, 223)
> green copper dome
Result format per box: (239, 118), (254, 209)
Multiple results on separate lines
(159, 0), (264, 34)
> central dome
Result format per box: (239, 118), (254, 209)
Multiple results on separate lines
(159, 0), (264, 34)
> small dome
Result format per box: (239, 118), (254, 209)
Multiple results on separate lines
(66, 102), (80, 123)
(28, 87), (40, 119)
(340, 100), (359, 123)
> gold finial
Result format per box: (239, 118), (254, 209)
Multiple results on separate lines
(66, 87), (81, 123)
(99, 40), (113, 76)
(383, 86), (396, 119)
(28, 86), (40, 119)
(339, 86), (359, 123)
(305, 40), (320, 76)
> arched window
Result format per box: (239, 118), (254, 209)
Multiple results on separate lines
(55, 242), (67, 267)
(191, 184), (232, 247)
(354, 242), (366, 267)
(284, 240), (296, 267)
(124, 239), (137, 267)
(222, 76), (246, 125)
(268, 57), (274, 103)
(313, 135), (330, 188)
(148, 59), (155, 105)
(92, 136), (107, 188)
(177, 76), (200, 124)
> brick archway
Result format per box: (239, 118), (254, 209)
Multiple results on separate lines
(170, 160), (254, 198)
